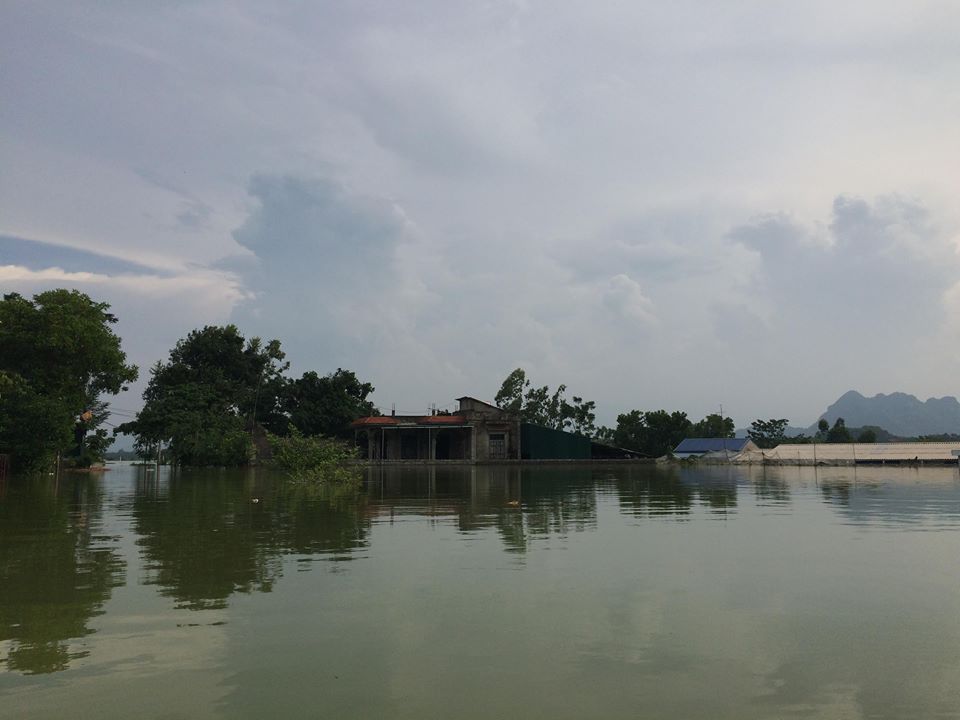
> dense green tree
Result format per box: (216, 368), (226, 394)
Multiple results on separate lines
(692, 413), (735, 438)
(0, 290), (138, 470)
(826, 417), (853, 443)
(117, 325), (286, 466)
(284, 369), (377, 439)
(494, 368), (528, 415)
(816, 418), (830, 441)
(641, 410), (693, 456)
(857, 428), (877, 443)
(608, 409), (692, 457)
(494, 368), (596, 436)
(747, 418), (789, 449)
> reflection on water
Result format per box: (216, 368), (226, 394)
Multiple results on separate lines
(2, 463), (960, 719)
(133, 468), (372, 609)
(0, 476), (124, 674)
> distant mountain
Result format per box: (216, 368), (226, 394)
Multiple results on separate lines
(815, 391), (960, 437)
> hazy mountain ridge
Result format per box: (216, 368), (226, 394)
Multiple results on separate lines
(816, 391), (960, 437)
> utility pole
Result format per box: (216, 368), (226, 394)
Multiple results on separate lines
(720, 404), (729, 461)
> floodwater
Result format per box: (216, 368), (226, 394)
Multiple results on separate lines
(2, 463), (960, 719)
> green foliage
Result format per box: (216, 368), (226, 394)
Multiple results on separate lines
(857, 428), (877, 443)
(119, 325), (378, 467)
(0, 290), (138, 470)
(268, 426), (359, 483)
(608, 409), (692, 457)
(285, 369), (377, 439)
(826, 417), (853, 443)
(917, 432), (960, 442)
(747, 418), (789, 449)
(117, 325), (283, 466)
(692, 413), (735, 439)
(816, 418), (830, 441)
(494, 368), (596, 436)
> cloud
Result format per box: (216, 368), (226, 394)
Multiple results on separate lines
(602, 274), (657, 325)
(1, 259), (249, 431)
(5, 1), (960, 427)
(230, 173), (422, 375)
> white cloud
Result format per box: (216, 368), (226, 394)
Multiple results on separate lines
(4, 1), (960, 426)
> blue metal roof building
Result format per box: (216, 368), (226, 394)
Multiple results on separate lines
(674, 437), (755, 458)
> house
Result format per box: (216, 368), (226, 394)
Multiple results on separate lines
(673, 437), (757, 459)
(351, 396), (521, 462)
(351, 395), (642, 462)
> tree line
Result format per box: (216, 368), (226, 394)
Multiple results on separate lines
(1, 289), (933, 471)
(495, 368), (735, 457)
(116, 325), (376, 466)
(0, 290), (376, 471)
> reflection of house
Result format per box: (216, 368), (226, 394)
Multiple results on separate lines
(352, 397), (521, 462)
(674, 437), (757, 459)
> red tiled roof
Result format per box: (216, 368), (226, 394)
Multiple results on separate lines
(351, 416), (399, 427)
(350, 415), (469, 428)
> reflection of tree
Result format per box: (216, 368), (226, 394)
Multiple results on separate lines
(132, 469), (370, 610)
(0, 476), (124, 674)
(613, 465), (695, 517)
(133, 472), (280, 610)
(520, 467), (598, 537)
(749, 467), (792, 504)
(271, 481), (370, 557)
(692, 473), (739, 510)
(820, 481), (852, 506)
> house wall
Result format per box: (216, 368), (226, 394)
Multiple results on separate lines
(472, 420), (519, 460)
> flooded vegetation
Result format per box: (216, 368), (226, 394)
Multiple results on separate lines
(2, 463), (960, 718)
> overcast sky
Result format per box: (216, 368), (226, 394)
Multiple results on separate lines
(3, 1), (960, 429)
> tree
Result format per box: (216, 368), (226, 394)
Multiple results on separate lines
(494, 368), (527, 415)
(117, 325), (286, 466)
(826, 417), (852, 443)
(284, 369), (377, 440)
(0, 290), (138, 470)
(609, 409), (692, 457)
(816, 418), (829, 441)
(747, 418), (789, 449)
(493, 368), (597, 436)
(692, 413), (735, 438)
(642, 410), (693, 457)
(857, 428), (877, 443)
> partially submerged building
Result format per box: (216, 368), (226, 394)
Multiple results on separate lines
(352, 397), (520, 462)
(673, 437), (758, 460)
(351, 396), (641, 462)
(748, 442), (960, 466)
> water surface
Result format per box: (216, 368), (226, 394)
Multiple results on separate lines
(2, 463), (959, 719)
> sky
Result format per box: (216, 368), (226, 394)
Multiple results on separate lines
(2, 0), (960, 431)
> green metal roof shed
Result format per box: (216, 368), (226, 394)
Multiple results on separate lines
(521, 423), (591, 460)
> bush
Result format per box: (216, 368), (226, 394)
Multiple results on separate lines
(268, 426), (358, 483)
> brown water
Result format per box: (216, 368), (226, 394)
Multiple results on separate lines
(2, 463), (959, 719)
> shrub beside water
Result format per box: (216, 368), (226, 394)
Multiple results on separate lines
(268, 426), (359, 483)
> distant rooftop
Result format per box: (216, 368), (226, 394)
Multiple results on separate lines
(674, 438), (752, 454)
